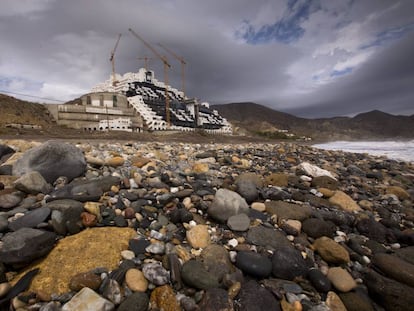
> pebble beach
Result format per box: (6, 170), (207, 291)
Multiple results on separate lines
(0, 138), (413, 311)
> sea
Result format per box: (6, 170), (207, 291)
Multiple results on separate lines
(312, 140), (414, 163)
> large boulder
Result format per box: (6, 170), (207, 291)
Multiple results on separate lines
(12, 141), (87, 184)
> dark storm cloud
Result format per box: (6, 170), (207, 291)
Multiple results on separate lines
(0, 0), (413, 118)
(283, 31), (414, 117)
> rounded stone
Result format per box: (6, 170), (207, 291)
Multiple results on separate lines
(312, 236), (350, 264)
(302, 218), (336, 238)
(118, 292), (149, 311)
(235, 251), (272, 278)
(125, 269), (148, 292)
(142, 262), (170, 286)
(271, 246), (308, 280)
(327, 267), (357, 292)
(150, 284), (180, 311)
(181, 260), (219, 290)
(308, 268), (331, 292)
(69, 271), (102, 292)
(186, 224), (210, 249)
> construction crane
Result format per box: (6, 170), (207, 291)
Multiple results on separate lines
(137, 56), (152, 71)
(110, 33), (122, 86)
(128, 28), (172, 127)
(158, 43), (187, 98)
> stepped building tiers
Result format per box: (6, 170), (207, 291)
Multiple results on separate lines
(49, 68), (232, 134)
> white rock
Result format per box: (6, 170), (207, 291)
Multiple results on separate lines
(298, 162), (336, 180)
(62, 287), (114, 311)
(227, 238), (238, 248)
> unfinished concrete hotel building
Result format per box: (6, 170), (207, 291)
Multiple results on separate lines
(48, 68), (232, 134)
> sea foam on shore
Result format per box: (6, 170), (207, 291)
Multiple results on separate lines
(313, 140), (414, 163)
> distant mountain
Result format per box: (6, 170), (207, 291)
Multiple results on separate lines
(212, 102), (414, 140)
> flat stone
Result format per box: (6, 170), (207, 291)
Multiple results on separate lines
(327, 267), (357, 292)
(13, 227), (136, 296)
(236, 251), (272, 278)
(265, 173), (289, 187)
(208, 188), (249, 223)
(200, 245), (233, 281)
(0, 228), (56, 267)
(12, 140), (87, 184)
(311, 176), (339, 190)
(8, 207), (51, 231)
(326, 291), (347, 311)
(395, 246), (414, 265)
(372, 253), (414, 287)
(297, 162), (336, 179)
(105, 156), (124, 167)
(313, 237), (350, 264)
(46, 199), (84, 235)
(125, 269), (148, 292)
(0, 191), (22, 209)
(329, 191), (362, 212)
(386, 186), (410, 200)
(338, 291), (375, 311)
(62, 287), (114, 311)
(186, 224), (210, 249)
(227, 213), (250, 231)
(356, 218), (389, 243)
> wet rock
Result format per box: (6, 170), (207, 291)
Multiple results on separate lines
(208, 188), (249, 223)
(271, 246), (308, 280)
(371, 253), (414, 287)
(142, 262), (170, 286)
(150, 284), (180, 311)
(13, 171), (52, 194)
(327, 267), (357, 292)
(69, 271), (102, 291)
(302, 218), (336, 238)
(247, 225), (291, 250)
(227, 213), (250, 232)
(329, 191), (362, 212)
(181, 259), (219, 290)
(8, 207), (51, 231)
(237, 280), (281, 311)
(0, 228), (56, 266)
(308, 268), (331, 292)
(61, 287), (114, 311)
(236, 251), (272, 278)
(117, 292), (149, 311)
(199, 287), (233, 311)
(363, 269), (414, 311)
(235, 172), (262, 202)
(395, 246), (414, 265)
(312, 237), (350, 264)
(13, 140), (87, 184)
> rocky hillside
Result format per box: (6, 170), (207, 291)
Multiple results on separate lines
(213, 102), (414, 140)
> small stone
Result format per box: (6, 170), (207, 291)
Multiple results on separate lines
(121, 250), (135, 260)
(313, 237), (350, 264)
(105, 156), (125, 167)
(272, 246), (308, 280)
(281, 219), (302, 236)
(199, 288), (233, 310)
(302, 218), (336, 238)
(145, 242), (165, 255)
(308, 268), (331, 292)
(186, 224), (210, 249)
(192, 162), (209, 174)
(62, 287), (114, 311)
(81, 212), (97, 227)
(326, 291), (347, 311)
(8, 207), (51, 231)
(13, 171), (52, 194)
(227, 213), (250, 231)
(125, 268), (148, 292)
(181, 259), (219, 290)
(207, 188), (249, 223)
(150, 284), (180, 311)
(69, 271), (102, 292)
(117, 292), (149, 311)
(386, 186), (410, 200)
(142, 262), (170, 286)
(327, 267), (357, 292)
(329, 191), (362, 212)
(251, 202), (266, 212)
(0, 282), (11, 298)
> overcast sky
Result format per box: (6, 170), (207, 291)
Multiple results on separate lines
(1, 0), (414, 118)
